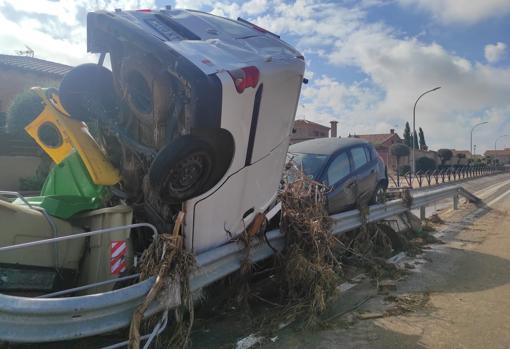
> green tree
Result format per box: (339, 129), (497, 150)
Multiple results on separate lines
(456, 153), (466, 165)
(437, 148), (453, 166)
(418, 127), (427, 150)
(6, 90), (50, 190)
(390, 143), (410, 172)
(403, 122), (412, 147)
(413, 130), (419, 149)
(415, 156), (437, 172)
(6, 90), (44, 135)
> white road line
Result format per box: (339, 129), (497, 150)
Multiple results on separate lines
(487, 189), (510, 207)
(476, 179), (510, 199)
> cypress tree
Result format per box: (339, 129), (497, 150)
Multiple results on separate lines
(419, 127), (427, 150)
(403, 122), (412, 147)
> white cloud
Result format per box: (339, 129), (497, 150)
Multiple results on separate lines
(485, 42), (507, 63)
(241, 0), (268, 16)
(238, 0), (510, 152)
(1, 0), (508, 153)
(0, 0), (156, 65)
(398, 0), (510, 24)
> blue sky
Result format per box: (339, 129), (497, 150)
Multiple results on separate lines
(1, 0), (509, 153)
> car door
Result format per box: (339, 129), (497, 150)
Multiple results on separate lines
(324, 151), (357, 214)
(363, 145), (379, 193)
(349, 145), (376, 202)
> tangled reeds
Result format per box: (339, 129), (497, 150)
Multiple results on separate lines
(275, 167), (411, 324)
(128, 211), (196, 349)
(277, 169), (343, 325)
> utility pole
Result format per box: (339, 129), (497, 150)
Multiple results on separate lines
(470, 122), (488, 155)
(412, 87), (441, 175)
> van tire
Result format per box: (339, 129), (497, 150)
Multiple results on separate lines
(148, 136), (215, 201)
(59, 64), (118, 122)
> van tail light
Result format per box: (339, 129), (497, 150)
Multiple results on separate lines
(228, 66), (260, 93)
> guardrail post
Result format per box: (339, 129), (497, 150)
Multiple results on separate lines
(420, 206), (426, 220)
(453, 194), (459, 210)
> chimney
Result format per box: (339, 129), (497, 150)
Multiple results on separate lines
(390, 128), (395, 134)
(330, 121), (338, 138)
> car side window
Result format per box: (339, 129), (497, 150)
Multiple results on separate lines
(327, 152), (351, 185)
(351, 146), (368, 170)
(364, 146), (372, 161)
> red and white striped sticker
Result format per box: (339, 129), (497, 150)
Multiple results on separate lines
(110, 240), (127, 275)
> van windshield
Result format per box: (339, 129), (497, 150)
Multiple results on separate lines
(288, 152), (328, 179)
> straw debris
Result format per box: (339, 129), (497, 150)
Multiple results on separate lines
(128, 211), (196, 349)
(277, 169), (343, 326)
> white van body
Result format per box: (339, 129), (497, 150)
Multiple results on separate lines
(87, 9), (305, 253)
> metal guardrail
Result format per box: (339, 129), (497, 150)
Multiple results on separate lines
(0, 184), (481, 344)
(389, 165), (507, 189)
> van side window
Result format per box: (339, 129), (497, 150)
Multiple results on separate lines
(327, 152), (350, 185)
(351, 146), (368, 170)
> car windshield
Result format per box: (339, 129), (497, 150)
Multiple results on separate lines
(288, 152), (328, 179)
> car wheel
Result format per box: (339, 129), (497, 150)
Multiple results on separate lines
(148, 136), (215, 201)
(59, 64), (118, 122)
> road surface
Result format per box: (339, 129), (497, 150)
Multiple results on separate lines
(188, 172), (510, 349)
(259, 172), (510, 348)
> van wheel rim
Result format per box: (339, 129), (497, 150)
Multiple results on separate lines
(166, 152), (211, 193)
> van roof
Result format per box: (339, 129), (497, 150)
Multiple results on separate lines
(94, 9), (301, 68)
(289, 138), (369, 155)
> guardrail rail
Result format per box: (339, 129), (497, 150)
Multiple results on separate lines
(0, 184), (483, 345)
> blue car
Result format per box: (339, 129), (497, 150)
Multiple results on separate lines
(288, 138), (388, 213)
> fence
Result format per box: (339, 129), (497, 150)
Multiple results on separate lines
(389, 165), (507, 189)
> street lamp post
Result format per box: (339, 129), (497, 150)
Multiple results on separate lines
(495, 134), (509, 152)
(412, 86), (441, 175)
(470, 122), (488, 156)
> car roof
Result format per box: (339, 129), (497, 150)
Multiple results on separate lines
(289, 137), (369, 155)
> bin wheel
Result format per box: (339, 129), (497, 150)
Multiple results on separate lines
(59, 64), (118, 122)
(149, 136), (215, 201)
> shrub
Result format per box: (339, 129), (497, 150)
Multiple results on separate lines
(456, 153), (466, 163)
(415, 156), (436, 172)
(6, 90), (44, 134)
(390, 143), (410, 172)
(437, 149), (453, 165)
(390, 143), (410, 158)
(398, 164), (411, 175)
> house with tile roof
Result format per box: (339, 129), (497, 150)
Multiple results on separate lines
(484, 148), (510, 164)
(349, 129), (404, 170)
(0, 54), (72, 117)
(290, 119), (332, 144)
